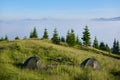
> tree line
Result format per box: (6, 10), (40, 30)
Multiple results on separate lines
(0, 26), (120, 55)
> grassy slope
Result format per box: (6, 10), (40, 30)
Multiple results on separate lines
(0, 39), (120, 80)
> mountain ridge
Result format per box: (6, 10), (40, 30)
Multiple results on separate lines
(92, 16), (120, 21)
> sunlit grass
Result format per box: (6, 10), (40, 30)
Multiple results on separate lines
(0, 39), (120, 80)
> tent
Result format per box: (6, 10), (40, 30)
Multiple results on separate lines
(22, 56), (45, 69)
(80, 58), (101, 70)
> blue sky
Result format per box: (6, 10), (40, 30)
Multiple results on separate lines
(0, 0), (120, 19)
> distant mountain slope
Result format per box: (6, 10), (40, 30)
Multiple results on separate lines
(93, 16), (120, 21)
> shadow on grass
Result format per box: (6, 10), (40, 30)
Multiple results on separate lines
(110, 69), (120, 80)
(111, 70), (120, 76)
(12, 62), (23, 68)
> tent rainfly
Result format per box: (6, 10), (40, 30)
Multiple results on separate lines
(80, 58), (101, 70)
(22, 56), (45, 69)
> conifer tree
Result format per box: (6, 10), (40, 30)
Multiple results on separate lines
(66, 30), (70, 44)
(70, 29), (76, 46)
(99, 41), (110, 52)
(51, 28), (60, 44)
(76, 36), (80, 44)
(15, 36), (20, 40)
(112, 39), (120, 54)
(32, 27), (38, 38)
(76, 35), (82, 45)
(116, 40), (120, 54)
(81, 26), (91, 46)
(0, 35), (9, 41)
(60, 36), (65, 42)
(30, 32), (33, 38)
(99, 42), (106, 51)
(42, 28), (49, 39)
(0, 37), (4, 41)
(66, 29), (76, 46)
(93, 37), (99, 49)
(112, 39), (117, 54)
(30, 27), (38, 38)
(5, 35), (8, 41)
(105, 44), (110, 52)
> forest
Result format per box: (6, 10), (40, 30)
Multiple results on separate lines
(1, 26), (119, 55)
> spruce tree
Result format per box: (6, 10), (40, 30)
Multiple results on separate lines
(99, 42), (110, 52)
(112, 39), (120, 54)
(15, 36), (20, 40)
(76, 35), (82, 45)
(112, 39), (117, 54)
(0, 37), (4, 41)
(105, 44), (110, 52)
(99, 42), (106, 51)
(81, 26), (91, 46)
(5, 35), (8, 41)
(42, 28), (49, 39)
(51, 28), (60, 44)
(0, 35), (9, 41)
(32, 27), (38, 38)
(30, 31), (33, 38)
(93, 37), (99, 49)
(66, 30), (70, 44)
(30, 27), (38, 38)
(66, 29), (76, 46)
(70, 29), (76, 46)
(60, 36), (65, 42)
(116, 40), (120, 54)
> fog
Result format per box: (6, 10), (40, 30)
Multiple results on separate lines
(0, 18), (120, 47)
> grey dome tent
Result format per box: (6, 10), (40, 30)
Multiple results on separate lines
(80, 58), (101, 70)
(22, 56), (45, 69)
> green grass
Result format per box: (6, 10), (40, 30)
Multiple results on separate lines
(0, 39), (120, 80)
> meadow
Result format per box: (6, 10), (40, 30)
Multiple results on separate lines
(0, 39), (120, 80)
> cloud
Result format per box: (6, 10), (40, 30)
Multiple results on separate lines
(92, 16), (120, 21)
(20, 18), (58, 22)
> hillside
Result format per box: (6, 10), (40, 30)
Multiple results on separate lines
(0, 39), (120, 80)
